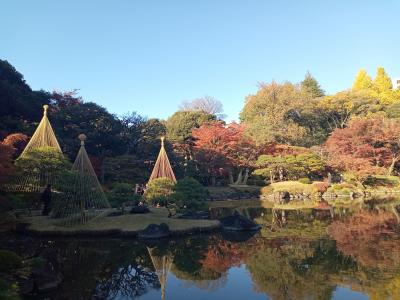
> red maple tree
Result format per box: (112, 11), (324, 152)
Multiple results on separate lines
(2, 133), (29, 158)
(325, 117), (400, 182)
(192, 122), (262, 185)
(0, 142), (15, 184)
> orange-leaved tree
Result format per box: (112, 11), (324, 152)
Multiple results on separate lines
(2, 133), (29, 158)
(325, 117), (400, 184)
(192, 122), (261, 185)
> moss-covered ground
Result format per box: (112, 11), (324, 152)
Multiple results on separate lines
(20, 207), (220, 236)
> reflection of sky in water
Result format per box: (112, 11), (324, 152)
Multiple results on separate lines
(131, 266), (372, 300)
(6, 201), (400, 300)
(333, 287), (369, 300)
(137, 266), (267, 300)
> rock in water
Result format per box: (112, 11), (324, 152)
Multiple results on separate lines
(138, 223), (170, 239)
(219, 213), (261, 231)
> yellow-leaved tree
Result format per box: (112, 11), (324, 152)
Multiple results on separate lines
(373, 67), (393, 93)
(353, 69), (373, 91)
(352, 67), (400, 105)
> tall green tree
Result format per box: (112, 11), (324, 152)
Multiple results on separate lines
(0, 59), (50, 136)
(119, 111), (146, 155)
(240, 81), (308, 145)
(138, 118), (166, 157)
(166, 110), (215, 143)
(300, 71), (325, 98)
(318, 90), (381, 130)
(52, 102), (124, 160)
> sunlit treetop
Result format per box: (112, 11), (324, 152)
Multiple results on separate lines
(373, 67), (393, 93)
(300, 71), (325, 98)
(352, 69), (373, 91)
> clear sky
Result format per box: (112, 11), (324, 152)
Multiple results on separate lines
(1, 0), (399, 121)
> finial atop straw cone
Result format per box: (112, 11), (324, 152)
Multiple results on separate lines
(161, 136), (165, 147)
(43, 104), (49, 116)
(78, 133), (87, 146)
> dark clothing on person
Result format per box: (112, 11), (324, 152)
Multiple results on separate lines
(41, 186), (52, 216)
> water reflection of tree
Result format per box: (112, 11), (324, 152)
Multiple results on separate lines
(327, 208), (400, 299)
(92, 241), (159, 299)
(328, 209), (400, 270)
(171, 235), (228, 291)
(48, 239), (159, 299)
(245, 239), (347, 300)
(54, 240), (111, 300)
(201, 235), (251, 274)
(94, 264), (159, 299)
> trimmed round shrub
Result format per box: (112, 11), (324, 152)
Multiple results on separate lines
(15, 146), (71, 174)
(172, 177), (208, 211)
(312, 181), (329, 193)
(298, 177), (312, 184)
(107, 182), (141, 208)
(144, 177), (175, 205)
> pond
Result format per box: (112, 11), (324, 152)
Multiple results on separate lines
(3, 200), (400, 300)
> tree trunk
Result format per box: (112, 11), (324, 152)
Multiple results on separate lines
(228, 169), (234, 184)
(235, 169), (243, 185)
(388, 157), (398, 175)
(211, 175), (216, 186)
(242, 168), (250, 185)
(392, 205), (400, 223)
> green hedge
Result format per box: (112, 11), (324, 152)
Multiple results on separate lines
(172, 177), (208, 210)
(144, 177), (175, 205)
(107, 182), (141, 208)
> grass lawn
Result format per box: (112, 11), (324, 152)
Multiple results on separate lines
(209, 199), (273, 209)
(21, 207), (220, 235)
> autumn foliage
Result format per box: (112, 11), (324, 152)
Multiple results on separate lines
(2, 133), (29, 158)
(325, 117), (400, 182)
(0, 142), (15, 184)
(200, 235), (250, 274)
(328, 210), (400, 270)
(192, 122), (262, 184)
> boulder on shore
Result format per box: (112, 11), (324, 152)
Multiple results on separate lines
(219, 212), (261, 231)
(138, 223), (170, 239)
(130, 206), (150, 214)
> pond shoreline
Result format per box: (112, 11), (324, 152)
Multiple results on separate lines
(16, 222), (222, 238)
(14, 207), (222, 238)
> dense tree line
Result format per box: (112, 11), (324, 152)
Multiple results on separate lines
(1, 58), (400, 187)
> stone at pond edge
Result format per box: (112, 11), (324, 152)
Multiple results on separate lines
(219, 213), (261, 231)
(130, 206), (150, 214)
(138, 223), (170, 239)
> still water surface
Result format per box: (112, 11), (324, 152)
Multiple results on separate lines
(16, 202), (400, 299)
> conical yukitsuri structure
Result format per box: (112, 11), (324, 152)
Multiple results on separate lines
(147, 246), (174, 300)
(53, 134), (110, 226)
(148, 137), (176, 183)
(20, 105), (62, 158)
(5, 105), (65, 192)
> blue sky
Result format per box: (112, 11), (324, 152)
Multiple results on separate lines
(1, 0), (399, 121)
